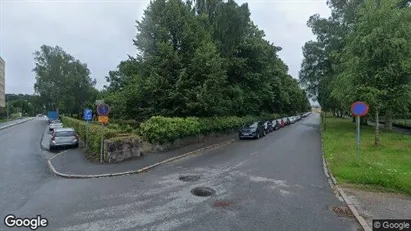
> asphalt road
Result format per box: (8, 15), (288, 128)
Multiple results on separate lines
(0, 114), (359, 231)
(0, 118), (52, 219)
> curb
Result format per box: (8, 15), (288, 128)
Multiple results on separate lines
(47, 138), (236, 179)
(320, 131), (371, 231)
(0, 117), (34, 130)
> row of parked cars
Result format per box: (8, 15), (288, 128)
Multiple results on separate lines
(48, 119), (79, 150)
(238, 112), (312, 140)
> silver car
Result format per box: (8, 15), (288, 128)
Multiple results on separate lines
(50, 128), (79, 150)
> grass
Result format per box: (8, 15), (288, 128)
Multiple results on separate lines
(322, 117), (411, 195)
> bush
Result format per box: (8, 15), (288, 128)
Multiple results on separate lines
(139, 116), (201, 144)
(110, 119), (141, 129)
(61, 116), (122, 158)
(139, 114), (287, 144)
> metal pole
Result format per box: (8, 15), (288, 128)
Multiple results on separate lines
(86, 121), (89, 149)
(100, 134), (103, 163)
(356, 116), (360, 161)
(6, 94), (9, 121)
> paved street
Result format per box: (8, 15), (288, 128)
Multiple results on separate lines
(0, 118), (52, 219)
(0, 115), (359, 231)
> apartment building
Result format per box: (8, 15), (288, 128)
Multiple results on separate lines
(0, 57), (5, 108)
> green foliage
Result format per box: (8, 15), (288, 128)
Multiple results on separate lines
(300, 0), (411, 131)
(33, 45), (98, 115)
(139, 114), (285, 144)
(103, 0), (311, 120)
(61, 116), (122, 158)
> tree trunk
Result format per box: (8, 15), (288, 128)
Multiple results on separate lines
(352, 116), (356, 123)
(384, 110), (393, 131)
(375, 109), (380, 146)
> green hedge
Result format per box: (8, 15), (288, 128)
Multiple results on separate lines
(61, 116), (122, 158)
(110, 119), (141, 129)
(139, 114), (288, 144)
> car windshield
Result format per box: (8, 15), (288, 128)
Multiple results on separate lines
(55, 131), (75, 137)
(245, 122), (258, 128)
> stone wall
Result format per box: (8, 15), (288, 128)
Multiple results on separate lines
(150, 129), (237, 152)
(104, 136), (144, 163)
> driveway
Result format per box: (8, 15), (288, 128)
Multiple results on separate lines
(1, 114), (359, 230)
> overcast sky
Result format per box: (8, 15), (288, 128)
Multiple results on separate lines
(0, 0), (330, 94)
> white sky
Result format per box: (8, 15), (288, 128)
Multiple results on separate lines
(0, 0), (331, 94)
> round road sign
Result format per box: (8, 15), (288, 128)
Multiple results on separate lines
(97, 104), (110, 116)
(351, 101), (369, 117)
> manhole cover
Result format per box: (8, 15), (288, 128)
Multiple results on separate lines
(213, 200), (233, 208)
(329, 205), (354, 218)
(191, 187), (215, 197)
(179, 175), (200, 182)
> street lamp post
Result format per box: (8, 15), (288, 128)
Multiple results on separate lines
(6, 95), (9, 120)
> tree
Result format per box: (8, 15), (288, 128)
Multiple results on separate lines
(104, 0), (311, 120)
(333, 0), (411, 140)
(33, 45), (97, 116)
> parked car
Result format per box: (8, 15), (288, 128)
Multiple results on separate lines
(263, 121), (274, 134)
(50, 128), (79, 150)
(272, 120), (280, 130)
(285, 117), (291, 125)
(239, 122), (265, 139)
(49, 120), (63, 132)
(277, 119), (285, 128)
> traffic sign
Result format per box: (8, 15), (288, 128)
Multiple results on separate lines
(84, 109), (92, 121)
(97, 104), (110, 116)
(98, 116), (109, 124)
(351, 101), (369, 117)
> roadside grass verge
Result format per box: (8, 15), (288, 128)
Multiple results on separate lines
(322, 118), (411, 195)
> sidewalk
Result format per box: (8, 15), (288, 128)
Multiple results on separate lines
(0, 117), (34, 130)
(368, 121), (411, 135)
(44, 133), (236, 177)
(340, 184), (411, 227)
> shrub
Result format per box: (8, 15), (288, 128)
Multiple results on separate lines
(139, 116), (201, 144)
(61, 116), (122, 158)
(139, 114), (286, 144)
(110, 119), (141, 129)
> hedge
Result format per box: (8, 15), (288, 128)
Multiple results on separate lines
(139, 114), (288, 144)
(61, 116), (122, 158)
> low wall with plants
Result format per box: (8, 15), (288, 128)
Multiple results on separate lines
(104, 135), (143, 163)
(138, 114), (286, 146)
(61, 116), (123, 159)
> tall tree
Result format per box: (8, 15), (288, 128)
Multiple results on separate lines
(33, 45), (97, 115)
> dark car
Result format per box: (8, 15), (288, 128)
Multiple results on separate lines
(263, 121), (274, 134)
(272, 120), (280, 130)
(239, 122), (265, 140)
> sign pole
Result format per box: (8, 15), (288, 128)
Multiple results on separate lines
(86, 120), (89, 150)
(356, 116), (360, 161)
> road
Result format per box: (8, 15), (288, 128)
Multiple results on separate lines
(0, 114), (359, 231)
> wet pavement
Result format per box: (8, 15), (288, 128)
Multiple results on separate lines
(0, 114), (359, 231)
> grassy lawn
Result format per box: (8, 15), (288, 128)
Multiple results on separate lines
(322, 118), (411, 195)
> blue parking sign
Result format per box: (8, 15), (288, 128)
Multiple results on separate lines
(84, 109), (92, 121)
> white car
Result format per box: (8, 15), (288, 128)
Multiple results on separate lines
(49, 121), (63, 132)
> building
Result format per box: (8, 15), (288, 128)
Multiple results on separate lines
(0, 57), (5, 109)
